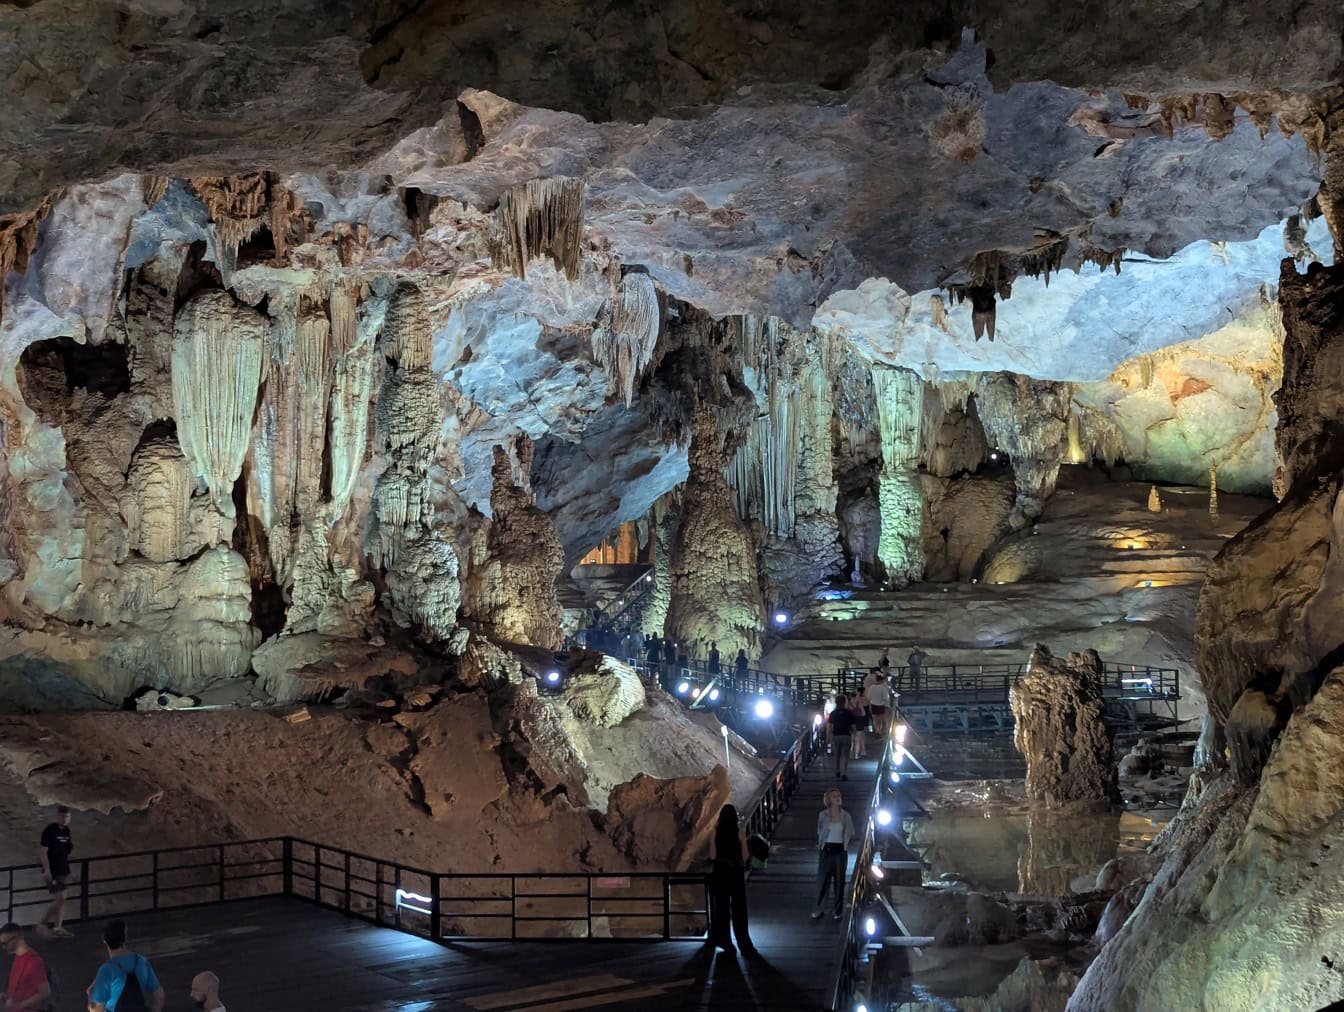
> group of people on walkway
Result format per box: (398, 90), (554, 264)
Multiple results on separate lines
(824, 668), (896, 779)
(1, 809), (225, 1011)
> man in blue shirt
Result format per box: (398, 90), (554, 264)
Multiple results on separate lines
(86, 920), (165, 1012)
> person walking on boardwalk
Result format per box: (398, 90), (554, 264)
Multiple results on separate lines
(866, 673), (892, 738)
(707, 642), (721, 675)
(707, 805), (759, 957)
(36, 807), (73, 939)
(735, 648), (749, 678)
(848, 692), (870, 759)
(828, 694), (854, 780)
(811, 789), (855, 921)
(86, 919), (165, 1012)
(907, 645), (928, 692)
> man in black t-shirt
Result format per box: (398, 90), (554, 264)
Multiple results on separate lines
(38, 806), (73, 938)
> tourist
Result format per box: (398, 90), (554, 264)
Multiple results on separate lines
(707, 804), (758, 957)
(828, 695), (853, 779)
(811, 789), (855, 921)
(907, 644), (928, 691)
(1, 923), (51, 1010)
(866, 673), (892, 737)
(676, 644), (689, 677)
(878, 647), (891, 677)
(189, 971), (225, 1011)
(735, 648), (749, 678)
(645, 633), (661, 666)
(619, 630), (632, 660)
(86, 919), (166, 1012)
(848, 692), (869, 758)
(631, 628), (645, 658)
(37, 806), (73, 939)
(707, 642), (720, 675)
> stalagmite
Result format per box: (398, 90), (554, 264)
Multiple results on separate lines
(592, 272), (660, 407)
(1209, 464), (1219, 518)
(1148, 485), (1162, 512)
(872, 366), (925, 584)
(641, 493), (680, 636)
(122, 438), (194, 563)
(929, 293), (954, 335)
(666, 410), (764, 655)
(171, 290), (265, 511)
(487, 176), (586, 281)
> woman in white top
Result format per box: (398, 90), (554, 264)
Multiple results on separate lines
(866, 675), (892, 736)
(811, 788), (855, 920)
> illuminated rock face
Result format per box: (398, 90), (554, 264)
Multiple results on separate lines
(1010, 645), (1119, 806)
(666, 411), (764, 657)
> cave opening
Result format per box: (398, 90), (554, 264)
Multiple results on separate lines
(18, 335), (132, 414)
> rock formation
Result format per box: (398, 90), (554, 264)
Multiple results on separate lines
(666, 411), (764, 656)
(1010, 646), (1119, 806)
(461, 439), (565, 648)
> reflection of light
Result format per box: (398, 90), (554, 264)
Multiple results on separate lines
(676, 681), (690, 695)
(753, 698), (775, 719)
(545, 671), (561, 685)
(395, 888), (433, 916)
(894, 746), (906, 766)
(773, 611), (789, 625)
(708, 688), (721, 702)
(894, 724), (908, 745)
(864, 916), (877, 937)
(870, 860), (884, 880)
(857, 1005), (870, 1012)
(876, 809), (893, 827)
(889, 770), (901, 784)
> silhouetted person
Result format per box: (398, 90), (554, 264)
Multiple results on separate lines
(189, 970), (225, 1011)
(707, 804), (757, 957)
(828, 694), (854, 779)
(907, 645), (928, 691)
(646, 634), (661, 665)
(707, 643), (721, 675)
(811, 789), (855, 920)
(676, 645), (689, 675)
(735, 649), (748, 677)
(1, 922), (52, 1010)
(663, 638), (677, 666)
(37, 806), (72, 938)
(87, 919), (165, 1012)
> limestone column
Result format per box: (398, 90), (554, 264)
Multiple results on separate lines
(872, 366), (924, 585)
(666, 410), (764, 656)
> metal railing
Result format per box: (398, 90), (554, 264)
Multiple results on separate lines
(739, 722), (823, 843)
(588, 567), (656, 632)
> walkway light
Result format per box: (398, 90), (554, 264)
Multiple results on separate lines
(876, 809), (893, 827)
(545, 671), (562, 685)
(894, 723), (908, 745)
(773, 611), (789, 625)
(864, 915), (877, 937)
(856, 1005), (869, 1012)
(889, 769), (901, 784)
(813, 713), (824, 727)
(676, 681), (691, 695)
(870, 859), (885, 880)
(753, 698), (775, 719)
(708, 688), (721, 702)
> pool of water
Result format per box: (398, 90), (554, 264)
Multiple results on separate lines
(906, 805), (1166, 894)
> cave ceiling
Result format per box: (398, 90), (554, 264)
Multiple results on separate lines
(2, 1), (1342, 553)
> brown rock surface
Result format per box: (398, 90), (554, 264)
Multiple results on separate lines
(1010, 645), (1119, 806)
(604, 764), (731, 871)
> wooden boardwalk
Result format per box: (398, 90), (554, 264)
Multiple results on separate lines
(30, 756), (883, 1011)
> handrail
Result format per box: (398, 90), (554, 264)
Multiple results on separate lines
(589, 567), (655, 630)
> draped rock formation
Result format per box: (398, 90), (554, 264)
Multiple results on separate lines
(1010, 645), (1119, 806)
(592, 271), (660, 408)
(462, 438), (565, 648)
(873, 366), (925, 585)
(641, 492), (680, 637)
(666, 410), (764, 656)
(975, 373), (1072, 528)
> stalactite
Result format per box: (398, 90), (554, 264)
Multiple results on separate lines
(1209, 464), (1220, 518)
(329, 278), (361, 356)
(172, 290), (266, 510)
(0, 193), (54, 323)
(1067, 411), (1087, 464)
(487, 176), (585, 280)
(969, 284), (997, 341)
(188, 174), (269, 252)
(592, 272), (660, 407)
(328, 322), (376, 519)
(929, 293), (954, 335)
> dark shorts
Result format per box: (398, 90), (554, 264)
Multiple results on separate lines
(870, 705), (889, 715)
(47, 873), (70, 894)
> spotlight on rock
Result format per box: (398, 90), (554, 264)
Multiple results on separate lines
(753, 698), (775, 719)
(773, 611), (789, 626)
(545, 671), (562, 686)
(677, 681), (691, 695)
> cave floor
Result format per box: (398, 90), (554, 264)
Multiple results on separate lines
(32, 760), (882, 1010)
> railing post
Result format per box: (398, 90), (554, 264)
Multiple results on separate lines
(343, 852), (352, 913)
(375, 862), (384, 925)
(79, 859), (90, 923)
(394, 865), (403, 930)
(282, 838), (293, 897)
(217, 845), (225, 903)
(430, 873), (442, 941)
(663, 875), (671, 940)
(314, 845), (322, 905)
(152, 852), (159, 911)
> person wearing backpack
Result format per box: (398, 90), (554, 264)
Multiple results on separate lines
(86, 920), (164, 1012)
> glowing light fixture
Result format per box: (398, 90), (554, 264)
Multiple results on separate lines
(753, 698), (775, 719)
(864, 916), (877, 937)
(870, 860), (885, 880)
(876, 809), (893, 827)
(857, 1005), (870, 1012)
(894, 724), (908, 745)
(889, 769), (901, 784)
(545, 671), (561, 685)
(676, 681), (691, 695)
(708, 688), (721, 702)
(773, 611), (789, 625)
(990, 451), (999, 461)
(813, 713), (824, 727)
(395, 888), (433, 916)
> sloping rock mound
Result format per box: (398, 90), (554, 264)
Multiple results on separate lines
(562, 658), (646, 728)
(1010, 645), (1119, 805)
(604, 765), (731, 870)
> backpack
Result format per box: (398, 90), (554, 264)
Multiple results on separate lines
(110, 955), (150, 1012)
